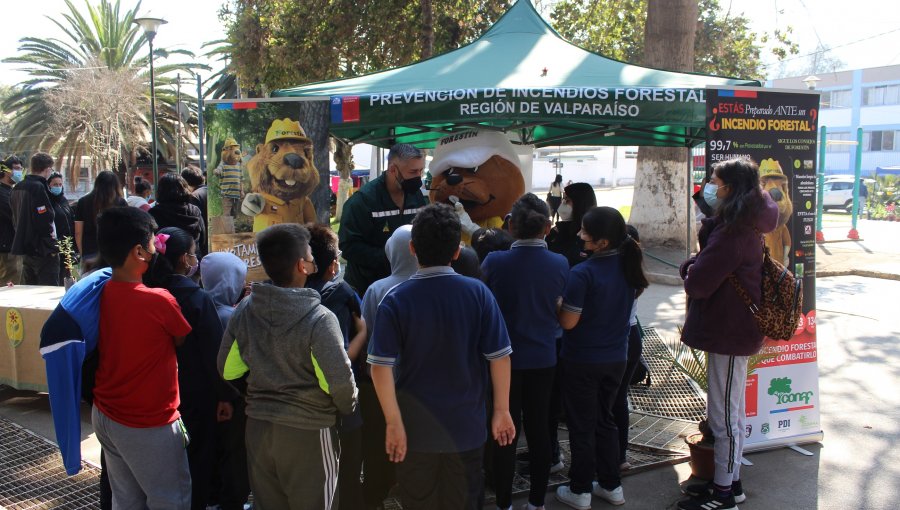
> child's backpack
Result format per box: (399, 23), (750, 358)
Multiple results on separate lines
(729, 240), (803, 341)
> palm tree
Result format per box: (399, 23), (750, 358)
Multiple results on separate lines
(202, 39), (239, 100)
(1, 0), (206, 184)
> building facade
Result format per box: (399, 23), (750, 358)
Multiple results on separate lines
(768, 65), (900, 177)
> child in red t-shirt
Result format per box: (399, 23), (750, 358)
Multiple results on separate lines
(91, 207), (193, 509)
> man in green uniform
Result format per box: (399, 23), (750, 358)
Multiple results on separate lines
(339, 144), (427, 295)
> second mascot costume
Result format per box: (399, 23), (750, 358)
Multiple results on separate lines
(428, 131), (525, 243)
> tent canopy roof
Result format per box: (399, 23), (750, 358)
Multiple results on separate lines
(274, 0), (759, 148)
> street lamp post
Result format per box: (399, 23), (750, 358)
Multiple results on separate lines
(133, 16), (167, 196)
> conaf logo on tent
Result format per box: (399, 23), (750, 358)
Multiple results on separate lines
(767, 376), (814, 405)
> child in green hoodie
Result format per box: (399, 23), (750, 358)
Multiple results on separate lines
(217, 223), (357, 510)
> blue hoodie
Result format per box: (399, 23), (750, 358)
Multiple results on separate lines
(39, 268), (112, 475)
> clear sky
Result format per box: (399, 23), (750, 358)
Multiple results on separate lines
(1, 0), (898, 88)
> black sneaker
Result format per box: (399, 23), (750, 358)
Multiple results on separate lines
(677, 490), (738, 510)
(683, 480), (745, 504)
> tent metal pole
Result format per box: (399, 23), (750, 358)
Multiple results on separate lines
(686, 145), (692, 263)
(535, 126), (618, 146)
(619, 126), (705, 145)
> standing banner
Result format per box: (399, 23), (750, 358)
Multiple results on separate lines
(706, 86), (823, 449)
(203, 98), (331, 281)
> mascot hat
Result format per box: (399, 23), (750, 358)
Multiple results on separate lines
(759, 158), (786, 180)
(265, 118), (310, 145)
(223, 137), (239, 148)
(429, 130), (521, 176)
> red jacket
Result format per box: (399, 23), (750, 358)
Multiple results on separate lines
(680, 193), (779, 356)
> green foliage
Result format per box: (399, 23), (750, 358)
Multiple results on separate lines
(657, 327), (775, 393)
(551, 0), (798, 81)
(550, 0), (645, 64)
(0, 85), (13, 154)
(1, 0), (207, 179)
(221, 0), (511, 94)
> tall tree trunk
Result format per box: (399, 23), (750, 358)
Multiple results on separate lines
(299, 100), (332, 223)
(630, 0), (698, 250)
(420, 0), (434, 59)
(333, 137), (355, 221)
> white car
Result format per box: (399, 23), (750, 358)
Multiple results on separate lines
(822, 177), (868, 212)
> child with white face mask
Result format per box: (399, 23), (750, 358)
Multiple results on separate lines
(546, 183), (597, 268)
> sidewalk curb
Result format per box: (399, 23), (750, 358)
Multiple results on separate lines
(646, 272), (682, 286)
(816, 269), (900, 281)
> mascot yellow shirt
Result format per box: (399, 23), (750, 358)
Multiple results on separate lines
(252, 192), (313, 231)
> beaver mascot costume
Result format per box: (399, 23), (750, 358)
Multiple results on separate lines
(428, 130), (525, 243)
(759, 158), (793, 265)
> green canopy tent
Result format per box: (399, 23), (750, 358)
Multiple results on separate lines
(273, 0), (760, 149)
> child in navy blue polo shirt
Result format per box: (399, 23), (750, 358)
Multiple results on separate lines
(555, 206), (648, 510)
(367, 203), (515, 510)
(482, 193), (569, 510)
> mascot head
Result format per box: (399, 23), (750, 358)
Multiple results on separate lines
(759, 158), (793, 227)
(221, 137), (242, 166)
(428, 131), (525, 223)
(246, 118), (319, 202)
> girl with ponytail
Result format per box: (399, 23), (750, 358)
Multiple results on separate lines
(554, 206), (648, 509)
(144, 226), (235, 509)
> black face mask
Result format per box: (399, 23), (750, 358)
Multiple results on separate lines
(399, 175), (423, 194)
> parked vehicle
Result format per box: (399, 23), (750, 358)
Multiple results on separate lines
(822, 177), (869, 212)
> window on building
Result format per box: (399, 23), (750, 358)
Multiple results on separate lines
(863, 84), (900, 106)
(822, 89), (851, 108)
(826, 132), (852, 152)
(863, 130), (899, 152)
(831, 181), (853, 191)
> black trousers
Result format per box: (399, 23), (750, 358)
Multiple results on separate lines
(180, 395), (218, 510)
(215, 397), (250, 510)
(22, 254), (59, 286)
(562, 359), (626, 493)
(336, 424), (363, 510)
(359, 378), (395, 507)
(493, 366), (556, 508)
(548, 337), (563, 462)
(613, 324), (643, 463)
(397, 448), (483, 510)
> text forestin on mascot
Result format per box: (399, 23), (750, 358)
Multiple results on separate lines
(241, 118), (319, 232)
(759, 158), (792, 265)
(428, 131), (525, 243)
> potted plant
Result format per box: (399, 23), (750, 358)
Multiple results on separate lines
(655, 331), (773, 480)
(58, 236), (80, 290)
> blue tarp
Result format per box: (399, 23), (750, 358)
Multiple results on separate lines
(875, 166), (900, 176)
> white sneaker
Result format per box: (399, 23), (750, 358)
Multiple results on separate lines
(550, 459), (565, 474)
(592, 482), (626, 505)
(555, 485), (592, 510)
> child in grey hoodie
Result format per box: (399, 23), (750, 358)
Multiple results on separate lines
(217, 224), (357, 510)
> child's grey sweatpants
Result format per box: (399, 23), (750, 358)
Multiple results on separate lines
(706, 353), (748, 488)
(245, 417), (340, 510)
(91, 406), (192, 509)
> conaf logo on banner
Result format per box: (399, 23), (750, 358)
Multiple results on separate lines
(768, 377), (814, 406)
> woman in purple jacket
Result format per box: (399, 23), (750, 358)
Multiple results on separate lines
(677, 158), (778, 510)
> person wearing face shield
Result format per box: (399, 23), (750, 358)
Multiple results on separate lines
(338, 143), (428, 295)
